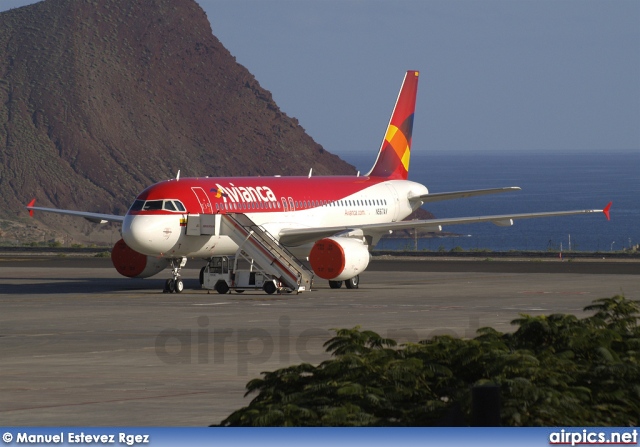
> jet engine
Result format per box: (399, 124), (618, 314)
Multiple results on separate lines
(309, 237), (370, 281)
(111, 238), (170, 278)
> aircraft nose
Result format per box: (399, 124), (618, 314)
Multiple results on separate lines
(122, 214), (180, 255)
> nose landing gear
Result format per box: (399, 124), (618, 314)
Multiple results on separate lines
(163, 257), (187, 293)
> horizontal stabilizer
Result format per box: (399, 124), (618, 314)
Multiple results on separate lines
(411, 187), (521, 203)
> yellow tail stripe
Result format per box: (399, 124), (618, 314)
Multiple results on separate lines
(385, 124), (410, 170)
(401, 149), (410, 171)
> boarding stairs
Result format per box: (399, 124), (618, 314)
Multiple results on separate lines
(220, 213), (314, 293)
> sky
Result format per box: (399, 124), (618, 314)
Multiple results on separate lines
(2, 0), (639, 164)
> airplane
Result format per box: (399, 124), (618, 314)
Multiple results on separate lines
(26, 70), (611, 293)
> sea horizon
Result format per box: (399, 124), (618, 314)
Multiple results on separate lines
(341, 149), (639, 253)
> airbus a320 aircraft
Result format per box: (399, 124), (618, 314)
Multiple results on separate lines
(27, 71), (611, 293)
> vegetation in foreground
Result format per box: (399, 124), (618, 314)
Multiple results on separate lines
(219, 295), (640, 427)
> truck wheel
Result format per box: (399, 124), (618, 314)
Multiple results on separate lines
(263, 281), (277, 294)
(215, 281), (229, 294)
(199, 266), (205, 285)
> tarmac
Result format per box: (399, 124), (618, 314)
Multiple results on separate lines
(0, 255), (638, 426)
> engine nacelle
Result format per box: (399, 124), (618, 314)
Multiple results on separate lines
(309, 237), (370, 281)
(111, 239), (171, 278)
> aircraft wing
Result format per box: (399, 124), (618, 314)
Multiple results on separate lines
(410, 186), (521, 203)
(278, 203), (611, 247)
(26, 199), (125, 224)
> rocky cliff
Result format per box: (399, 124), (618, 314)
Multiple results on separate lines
(0, 0), (355, 243)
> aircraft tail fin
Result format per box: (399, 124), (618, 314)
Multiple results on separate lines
(367, 70), (420, 180)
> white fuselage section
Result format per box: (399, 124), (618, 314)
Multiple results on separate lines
(122, 180), (428, 259)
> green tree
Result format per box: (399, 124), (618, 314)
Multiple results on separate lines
(218, 296), (640, 427)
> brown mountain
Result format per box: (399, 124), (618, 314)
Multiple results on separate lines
(0, 0), (355, 243)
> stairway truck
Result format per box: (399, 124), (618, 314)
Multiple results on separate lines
(201, 255), (280, 294)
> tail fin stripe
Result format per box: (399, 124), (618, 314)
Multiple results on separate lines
(367, 70), (419, 180)
(385, 125), (408, 166)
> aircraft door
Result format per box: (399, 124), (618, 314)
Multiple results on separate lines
(191, 187), (213, 214)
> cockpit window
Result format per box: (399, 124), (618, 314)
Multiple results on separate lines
(131, 199), (187, 213)
(129, 200), (145, 212)
(163, 200), (186, 212)
(142, 200), (163, 211)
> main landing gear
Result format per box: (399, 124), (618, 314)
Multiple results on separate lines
(164, 257), (187, 293)
(328, 275), (359, 289)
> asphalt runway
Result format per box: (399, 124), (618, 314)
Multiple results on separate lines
(1, 256), (638, 426)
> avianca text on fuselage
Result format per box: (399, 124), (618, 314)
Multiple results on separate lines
(214, 183), (278, 204)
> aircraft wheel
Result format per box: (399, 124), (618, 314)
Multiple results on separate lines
(329, 280), (343, 289)
(345, 275), (359, 289)
(215, 281), (229, 295)
(164, 278), (175, 293)
(174, 279), (184, 293)
(263, 281), (277, 295)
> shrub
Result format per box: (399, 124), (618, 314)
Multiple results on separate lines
(219, 296), (640, 427)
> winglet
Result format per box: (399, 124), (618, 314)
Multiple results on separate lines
(603, 201), (612, 221)
(27, 198), (36, 217)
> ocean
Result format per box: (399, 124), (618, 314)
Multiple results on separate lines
(341, 150), (639, 253)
